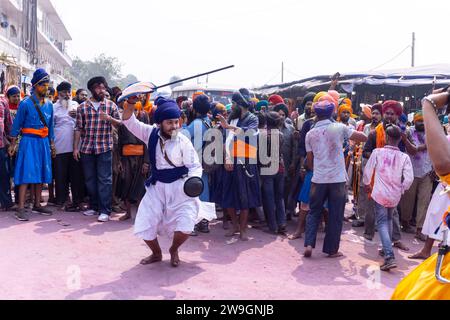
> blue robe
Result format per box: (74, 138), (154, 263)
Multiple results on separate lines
(221, 112), (261, 210)
(11, 94), (54, 185)
(186, 116), (211, 202)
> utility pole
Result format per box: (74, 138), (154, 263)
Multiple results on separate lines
(412, 32), (415, 67)
(282, 62), (284, 83)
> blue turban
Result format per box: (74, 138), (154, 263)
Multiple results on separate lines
(31, 68), (50, 87)
(399, 113), (408, 124)
(255, 100), (269, 112)
(154, 97), (181, 124)
(314, 101), (335, 118)
(193, 94), (210, 116)
(6, 86), (20, 97)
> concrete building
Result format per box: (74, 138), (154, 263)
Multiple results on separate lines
(0, 0), (72, 92)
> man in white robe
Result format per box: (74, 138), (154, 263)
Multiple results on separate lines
(121, 93), (203, 267)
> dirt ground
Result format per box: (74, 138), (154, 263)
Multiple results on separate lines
(0, 203), (430, 300)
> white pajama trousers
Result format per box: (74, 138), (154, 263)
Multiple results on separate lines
(422, 184), (450, 242)
(134, 179), (199, 241)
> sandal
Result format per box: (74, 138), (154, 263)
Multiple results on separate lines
(65, 204), (81, 212)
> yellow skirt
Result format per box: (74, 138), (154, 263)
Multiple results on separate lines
(392, 253), (450, 300)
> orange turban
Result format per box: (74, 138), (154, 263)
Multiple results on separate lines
(134, 101), (143, 112)
(338, 98), (353, 121)
(315, 92), (338, 108)
(361, 104), (372, 119)
(414, 111), (424, 123)
(193, 91), (205, 102)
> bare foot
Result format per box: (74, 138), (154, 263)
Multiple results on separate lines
(304, 246), (313, 258)
(140, 254), (163, 265)
(327, 252), (344, 258)
(119, 214), (131, 221)
(169, 249), (180, 268)
(393, 241), (410, 252)
(225, 228), (240, 237)
(289, 232), (302, 240)
(408, 251), (430, 260)
(240, 231), (249, 241)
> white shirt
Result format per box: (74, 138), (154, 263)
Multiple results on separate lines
(122, 113), (202, 178)
(297, 113), (306, 131)
(92, 101), (101, 112)
(53, 99), (79, 154)
(363, 146), (414, 208)
(305, 119), (354, 184)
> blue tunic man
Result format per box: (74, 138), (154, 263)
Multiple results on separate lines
(8, 68), (55, 221)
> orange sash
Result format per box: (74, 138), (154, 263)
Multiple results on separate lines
(369, 125), (386, 199)
(231, 140), (258, 159)
(375, 124), (386, 149)
(440, 173), (450, 186)
(122, 144), (144, 156)
(22, 127), (49, 138)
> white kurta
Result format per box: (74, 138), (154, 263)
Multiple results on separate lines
(122, 114), (204, 240)
(422, 184), (450, 241)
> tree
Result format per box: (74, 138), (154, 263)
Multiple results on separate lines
(169, 76), (183, 89)
(70, 54), (138, 89)
(117, 74), (139, 89)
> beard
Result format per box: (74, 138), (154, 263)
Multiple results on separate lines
(229, 106), (242, 121)
(416, 125), (425, 132)
(161, 128), (178, 139)
(92, 92), (105, 102)
(60, 98), (71, 108)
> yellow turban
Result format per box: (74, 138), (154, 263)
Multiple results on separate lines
(313, 92), (328, 104)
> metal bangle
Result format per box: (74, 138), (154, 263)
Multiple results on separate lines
(422, 97), (438, 109)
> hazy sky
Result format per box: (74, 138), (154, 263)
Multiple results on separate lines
(53, 0), (450, 89)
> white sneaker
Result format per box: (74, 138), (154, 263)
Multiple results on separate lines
(98, 214), (110, 222)
(83, 210), (97, 216)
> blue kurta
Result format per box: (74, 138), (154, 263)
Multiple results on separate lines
(11, 94), (54, 185)
(186, 116), (211, 202)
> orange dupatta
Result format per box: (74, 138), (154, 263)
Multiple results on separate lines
(368, 124), (387, 199)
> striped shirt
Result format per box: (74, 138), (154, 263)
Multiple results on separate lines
(75, 99), (120, 155)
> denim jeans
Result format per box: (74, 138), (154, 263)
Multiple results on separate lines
(305, 182), (346, 255)
(261, 173), (286, 232)
(81, 151), (112, 215)
(364, 205), (402, 242)
(0, 148), (13, 209)
(374, 202), (395, 260)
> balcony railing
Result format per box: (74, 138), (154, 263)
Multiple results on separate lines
(37, 28), (72, 67)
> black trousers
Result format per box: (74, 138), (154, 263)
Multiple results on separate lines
(54, 152), (85, 205)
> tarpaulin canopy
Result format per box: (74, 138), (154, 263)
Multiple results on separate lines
(254, 64), (450, 95)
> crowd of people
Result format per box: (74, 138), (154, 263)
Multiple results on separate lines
(1, 67), (449, 270)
